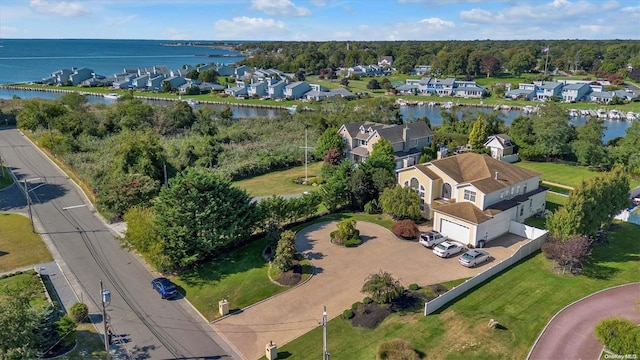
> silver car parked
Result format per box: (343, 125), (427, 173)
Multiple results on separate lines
(458, 250), (492, 267)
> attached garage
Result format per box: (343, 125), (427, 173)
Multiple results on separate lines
(439, 218), (471, 244)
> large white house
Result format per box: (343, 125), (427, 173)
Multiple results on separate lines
(397, 153), (547, 247)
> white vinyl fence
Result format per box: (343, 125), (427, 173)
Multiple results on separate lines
(424, 222), (548, 315)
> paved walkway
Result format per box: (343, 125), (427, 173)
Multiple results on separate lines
(212, 221), (527, 360)
(528, 283), (640, 360)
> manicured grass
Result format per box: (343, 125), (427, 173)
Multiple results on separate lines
(268, 253), (313, 284)
(277, 221), (640, 360)
(0, 165), (13, 190)
(0, 271), (48, 307)
(292, 212), (395, 231)
(172, 236), (283, 321)
(232, 161), (324, 197)
(0, 213), (53, 272)
(517, 161), (640, 190)
(516, 161), (600, 188)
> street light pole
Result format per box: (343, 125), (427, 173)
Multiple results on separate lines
(24, 180), (35, 233)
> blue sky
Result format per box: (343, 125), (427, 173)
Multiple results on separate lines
(1, 0), (639, 40)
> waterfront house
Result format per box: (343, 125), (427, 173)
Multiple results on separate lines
(132, 75), (149, 89)
(396, 153), (547, 246)
(234, 65), (251, 78)
(561, 83), (592, 102)
(147, 75), (165, 91)
(284, 81), (311, 99)
(411, 65), (431, 75)
(484, 134), (519, 163)
(163, 76), (187, 89)
(453, 81), (487, 98)
(589, 90), (638, 104)
(338, 121), (433, 169)
(268, 80), (287, 99)
(68, 68), (94, 85)
(247, 79), (269, 97)
(536, 81), (563, 101)
(505, 83), (537, 100)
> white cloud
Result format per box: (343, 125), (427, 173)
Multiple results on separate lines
(29, 0), (90, 17)
(310, 0), (327, 6)
(104, 14), (138, 27)
(251, 0), (311, 16)
(163, 28), (191, 40)
(0, 25), (19, 35)
(213, 17), (290, 40)
(418, 18), (456, 30)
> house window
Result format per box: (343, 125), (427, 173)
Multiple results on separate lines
(410, 178), (419, 191)
(523, 184), (527, 194)
(442, 183), (452, 199)
(463, 189), (476, 202)
(520, 206), (524, 217)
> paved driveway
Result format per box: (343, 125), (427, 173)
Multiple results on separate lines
(529, 283), (640, 360)
(212, 221), (527, 359)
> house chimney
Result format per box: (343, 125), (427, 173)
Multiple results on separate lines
(495, 171), (499, 180)
(403, 125), (410, 152)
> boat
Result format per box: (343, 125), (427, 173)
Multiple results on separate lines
(103, 93), (120, 100)
(443, 101), (453, 109)
(626, 111), (636, 121)
(427, 101), (436, 107)
(608, 109), (621, 120)
(185, 98), (199, 106)
(580, 110), (590, 117)
(596, 109), (607, 118)
(522, 105), (534, 114)
(568, 109), (578, 117)
(287, 105), (298, 114)
(395, 98), (408, 106)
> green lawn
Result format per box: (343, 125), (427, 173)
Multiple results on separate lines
(276, 220), (640, 360)
(232, 161), (324, 197)
(174, 212), (392, 321)
(516, 161), (640, 189)
(0, 213), (53, 272)
(0, 271), (48, 307)
(0, 165), (13, 190)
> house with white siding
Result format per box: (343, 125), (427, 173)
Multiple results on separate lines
(561, 83), (592, 102)
(284, 81), (311, 99)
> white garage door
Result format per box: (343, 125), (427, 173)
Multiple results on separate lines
(440, 218), (470, 244)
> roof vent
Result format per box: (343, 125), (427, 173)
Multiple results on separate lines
(495, 171), (499, 180)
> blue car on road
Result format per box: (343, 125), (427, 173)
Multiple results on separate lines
(151, 277), (178, 299)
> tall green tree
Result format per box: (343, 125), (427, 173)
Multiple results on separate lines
(17, 99), (66, 131)
(571, 117), (606, 168)
(533, 104), (575, 160)
(547, 165), (629, 240)
(468, 116), (488, 151)
(154, 167), (259, 270)
(367, 138), (395, 176)
(110, 129), (166, 181)
(122, 207), (171, 272)
(314, 127), (344, 159)
(379, 186), (422, 221)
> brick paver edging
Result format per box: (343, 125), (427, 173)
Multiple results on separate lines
(526, 282), (640, 359)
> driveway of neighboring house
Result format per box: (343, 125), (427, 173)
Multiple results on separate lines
(212, 221), (528, 360)
(528, 283), (640, 360)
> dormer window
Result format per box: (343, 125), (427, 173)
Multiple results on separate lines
(464, 189), (476, 202)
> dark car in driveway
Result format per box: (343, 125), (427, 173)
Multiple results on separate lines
(151, 277), (178, 299)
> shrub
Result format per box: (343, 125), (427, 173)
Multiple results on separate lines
(68, 302), (89, 323)
(364, 199), (380, 214)
(352, 301), (362, 310)
(342, 309), (354, 319)
(344, 238), (362, 247)
(363, 296), (373, 304)
(56, 315), (77, 347)
(408, 283), (419, 291)
(330, 219), (361, 247)
(595, 317), (640, 355)
(391, 219), (419, 239)
(362, 271), (403, 304)
(376, 338), (419, 360)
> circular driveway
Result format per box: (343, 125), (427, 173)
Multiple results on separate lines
(528, 283), (640, 360)
(212, 221), (525, 359)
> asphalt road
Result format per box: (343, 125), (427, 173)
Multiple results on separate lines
(0, 127), (237, 360)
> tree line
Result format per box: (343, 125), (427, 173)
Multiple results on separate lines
(238, 40), (640, 76)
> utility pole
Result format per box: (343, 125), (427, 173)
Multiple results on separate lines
(323, 306), (329, 360)
(100, 280), (111, 359)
